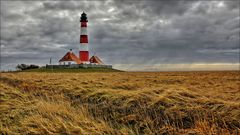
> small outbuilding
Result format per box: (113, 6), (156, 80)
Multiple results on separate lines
(89, 55), (104, 64)
(59, 49), (81, 65)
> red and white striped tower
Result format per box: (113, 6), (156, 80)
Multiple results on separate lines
(79, 12), (89, 63)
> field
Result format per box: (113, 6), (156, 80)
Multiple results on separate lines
(0, 71), (239, 134)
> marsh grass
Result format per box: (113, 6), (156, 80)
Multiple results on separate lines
(0, 71), (239, 134)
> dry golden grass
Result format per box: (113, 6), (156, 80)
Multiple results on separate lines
(0, 71), (239, 134)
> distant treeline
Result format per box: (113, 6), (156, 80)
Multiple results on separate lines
(16, 64), (40, 70)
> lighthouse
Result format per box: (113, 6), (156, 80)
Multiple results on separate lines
(58, 12), (108, 67)
(79, 12), (89, 63)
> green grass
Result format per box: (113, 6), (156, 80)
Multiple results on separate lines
(20, 67), (123, 73)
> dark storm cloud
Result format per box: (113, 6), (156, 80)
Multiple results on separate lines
(0, 0), (239, 71)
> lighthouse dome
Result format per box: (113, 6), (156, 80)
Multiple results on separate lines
(80, 12), (88, 22)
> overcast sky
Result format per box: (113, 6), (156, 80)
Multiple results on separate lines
(1, 0), (239, 71)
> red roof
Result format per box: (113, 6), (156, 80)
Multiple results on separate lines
(89, 55), (103, 64)
(59, 52), (81, 64)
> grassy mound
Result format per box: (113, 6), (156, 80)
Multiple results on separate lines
(0, 71), (239, 134)
(20, 67), (122, 73)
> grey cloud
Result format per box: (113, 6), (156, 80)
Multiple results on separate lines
(0, 0), (239, 71)
(225, 0), (240, 10)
